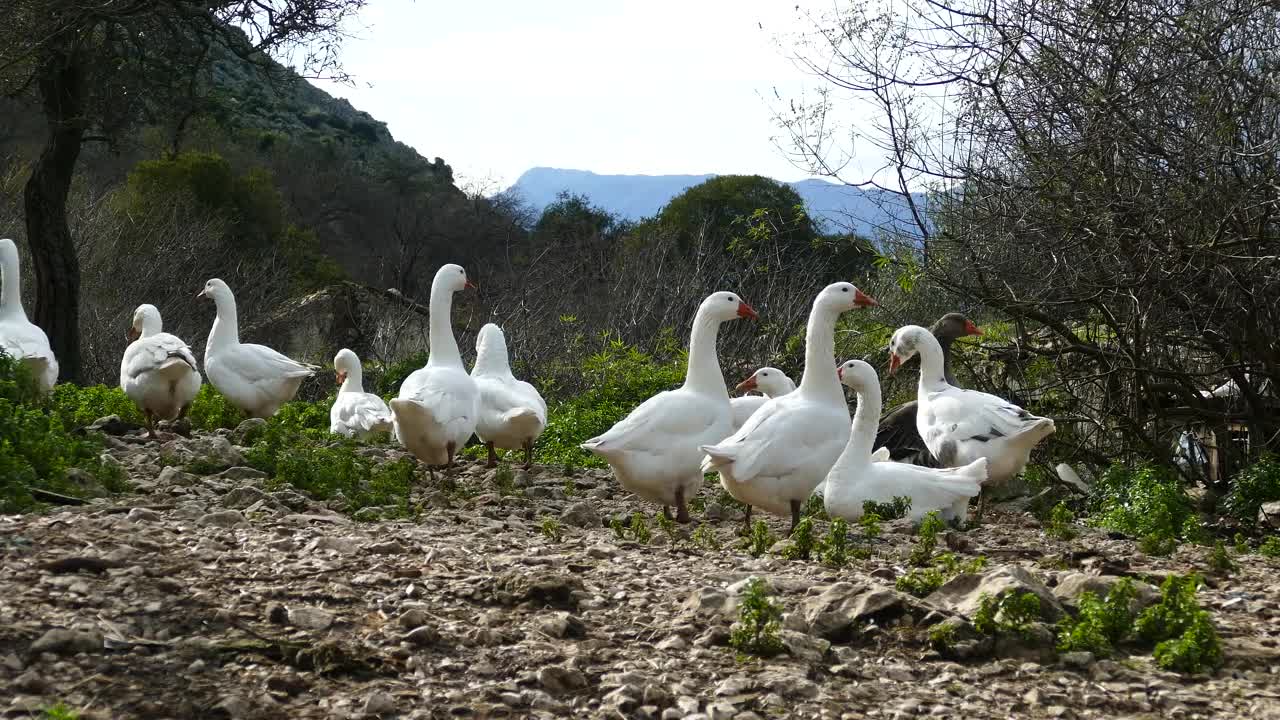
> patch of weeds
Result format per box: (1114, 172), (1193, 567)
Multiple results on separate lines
(692, 524), (721, 550)
(187, 385), (243, 431)
(896, 567), (946, 598)
(689, 493), (707, 514)
(493, 465), (516, 495)
(656, 511), (679, 544)
(1133, 573), (1223, 674)
(51, 383), (143, 427)
(859, 512), (882, 540)
(782, 516), (816, 560)
(1153, 609), (1223, 673)
(817, 518), (852, 567)
(802, 493), (827, 520)
(40, 704), (80, 720)
(184, 455), (225, 475)
(935, 552), (988, 575)
(1056, 578), (1137, 656)
(1046, 502), (1077, 540)
(1234, 533), (1250, 555)
(863, 495), (912, 520)
(562, 460), (576, 476)
(562, 477), (577, 496)
(716, 487), (747, 512)
(928, 623), (958, 653)
(610, 516), (627, 541)
(973, 591), (1042, 637)
(742, 519), (776, 558)
(540, 516), (563, 542)
(1139, 533), (1178, 557)
(629, 512), (652, 544)
(1090, 462), (1196, 551)
(1222, 454), (1280, 527)
(1260, 536), (1280, 558)
(908, 511), (945, 567)
(1208, 540), (1236, 575)
(728, 577), (784, 657)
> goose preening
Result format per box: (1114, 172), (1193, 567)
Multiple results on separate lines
(824, 359), (985, 524)
(581, 291), (758, 523)
(199, 278), (317, 418)
(700, 282), (879, 533)
(0, 238), (58, 392)
(874, 312), (983, 467)
(390, 264), (480, 473)
(889, 324), (1055, 520)
(471, 322), (547, 468)
(329, 348), (393, 439)
(729, 367), (796, 433)
(120, 303), (202, 438)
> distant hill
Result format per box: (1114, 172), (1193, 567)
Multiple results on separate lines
(505, 167), (926, 239)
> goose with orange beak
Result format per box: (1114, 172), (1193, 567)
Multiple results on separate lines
(582, 291), (758, 523)
(330, 348), (393, 439)
(729, 367), (797, 433)
(120, 303), (202, 438)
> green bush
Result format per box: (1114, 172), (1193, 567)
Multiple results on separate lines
(1090, 463), (1197, 548)
(1046, 502), (1077, 540)
(863, 496), (912, 520)
(1260, 537), (1280, 557)
(1136, 574), (1223, 674)
(1222, 454), (1280, 526)
(974, 591), (1042, 636)
(373, 351), (428, 397)
(729, 577), (784, 657)
(50, 384), (142, 427)
(187, 386), (244, 431)
(1056, 579), (1137, 656)
(0, 353), (127, 512)
(782, 517), (816, 560)
(743, 519), (776, 558)
(817, 518), (855, 567)
(908, 511), (946, 566)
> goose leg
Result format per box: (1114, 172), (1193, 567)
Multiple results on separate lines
(485, 441), (498, 468)
(662, 505), (673, 521)
(144, 410), (157, 440)
(741, 504), (753, 534)
(789, 499), (801, 536)
(445, 441), (457, 471)
(523, 440), (534, 469)
(675, 485), (691, 524)
(975, 488), (987, 525)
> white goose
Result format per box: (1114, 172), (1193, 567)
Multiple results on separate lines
(199, 278), (317, 418)
(120, 304), (202, 437)
(729, 367), (796, 433)
(0, 238), (58, 392)
(581, 291), (757, 523)
(888, 324), (1055, 519)
(390, 264), (479, 472)
(700, 282), (879, 533)
(825, 359), (985, 524)
(330, 348), (393, 439)
(471, 323), (547, 468)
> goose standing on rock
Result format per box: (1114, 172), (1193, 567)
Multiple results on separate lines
(700, 282), (879, 533)
(471, 323), (547, 469)
(874, 313), (983, 467)
(330, 348), (393, 439)
(390, 264), (480, 474)
(729, 367), (796, 433)
(581, 291), (758, 523)
(199, 278), (317, 418)
(888, 324), (1055, 520)
(0, 238), (58, 392)
(120, 304), (202, 438)
(825, 359), (985, 524)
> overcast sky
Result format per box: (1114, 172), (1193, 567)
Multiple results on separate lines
(310, 0), (860, 191)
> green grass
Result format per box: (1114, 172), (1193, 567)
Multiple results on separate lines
(540, 516), (563, 542)
(40, 704), (80, 720)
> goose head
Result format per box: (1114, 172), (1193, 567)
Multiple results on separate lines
(887, 324), (933, 374)
(197, 278), (234, 303)
(735, 367), (792, 396)
(333, 348), (360, 384)
(815, 282), (878, 314)
(933, 312), (983, 340)
(701, 291), (758, 323)
(434, 263), (476, 294)
(837, 358), (878, 392)
(128, 304), (163, 342)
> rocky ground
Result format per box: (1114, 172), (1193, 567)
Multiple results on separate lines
(3, 424), (1280, 720)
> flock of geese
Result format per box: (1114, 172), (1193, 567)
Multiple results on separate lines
(1, 239), (1056, 530)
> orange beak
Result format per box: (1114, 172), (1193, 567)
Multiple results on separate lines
(737, 301), (758, 320)
(837, 364), (844, 381)
(888, 353), (902, 375)
(465, 280), (477, 290)
(965, 319), (983, 336)
(734, 375), (758, 393)
(855, 290), (879, 308)
(126, 326), (140, 342)
(335, 371), (347, 384)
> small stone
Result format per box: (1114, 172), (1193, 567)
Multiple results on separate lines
(366, 540), (407, 555)
(219, 466), (269, 482)
(197, 509), (248, 528)
(29, 628), (102, 656)
(362, 690), (397, 716)
(538, 665), (587, 694)
(13, 669), (48, 693)
(158, 466), (198, 487)
(1061, 651), (1095, 669)
(535, 611), (586, 639)
(308, 536), (359, 554)
(214, 694), (254, 719)
(287, 606), (335, 630)
(707, 703), (737, 720)
(403, 625), (440, 646)
(266, 603), (289, 624)
(127, 508), (163, 522)
(587, 544), (618, 559)
(657, 635), (688, 651)
(221, 486), (269, 508)
(266, 673), (309, 696)
(560, 500), (601, 528)
(398, 608), (430, 629)
(232, 418), (268, 444)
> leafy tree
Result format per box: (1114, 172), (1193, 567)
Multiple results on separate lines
(655, 175), (817, 259)
(0, 0), (368, 382)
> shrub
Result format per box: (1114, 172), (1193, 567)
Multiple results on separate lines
(1222, 454), (1280, 526)
(628, 512), (652, 544)
(908, 511), (946, 566)
(863, 496), (912, 520)
(896, 567), (946, 597)
(493, 465), (515, 495)
(373, 351), (428, 397)
(782, 517), (816, 560)
(1056, 579), (1137, 656)
(692, 524), (721, 550)
(818, 518), (852, 567)
(859, 512), (882, 540)
(1208, 541), (1236, 575)
(50, 384), (142, 427)
(188, 386), (244, 431)
(1090, 463), (1196, 549)
(656, 511), (678, 544)
(1046, 502), (1077, 540)
(802, 493), (827, 520)
(540, 516), (563, 542)
(973, 591), (1041, 637)
(743, 520), (776, 558)
(1153, 611), (1223, 674)
(728, 577), (784, 657)
(610, 516), (627, 541)
(1260, 537), (1280, 558)
(1134, 574), (1223, 674)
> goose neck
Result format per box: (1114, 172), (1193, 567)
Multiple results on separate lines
(340, 365), (365, 394)
(427, 282), (463, 368)
(938, 335), (958, 385)
(208, 294), (240, 348)
(0, 249), (23, 319)
(473, 336), (511, 377)
(798, 305), (841, 401)
(683, 308), (728, 396)
(916, 333), (950, 393)
(829, 383), (881, 480)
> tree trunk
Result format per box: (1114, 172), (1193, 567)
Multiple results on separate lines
(22, 45), (87, 384)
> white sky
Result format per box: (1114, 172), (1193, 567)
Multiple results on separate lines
(309, 0), (868, 191)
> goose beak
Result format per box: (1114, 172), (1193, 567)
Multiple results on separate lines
(855, 290), (879, 308)
(465, 280), (477, 291)
(734, 375), (758, 393)
(888, 353), (902, 375)
(965, 320), (983, 336)
(837, 365), (844, 381)
(737, 301), (758, 320)
(335, 371), (347, 384)
(126, 327), (140, 342)
(196, 289), (206, 299)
